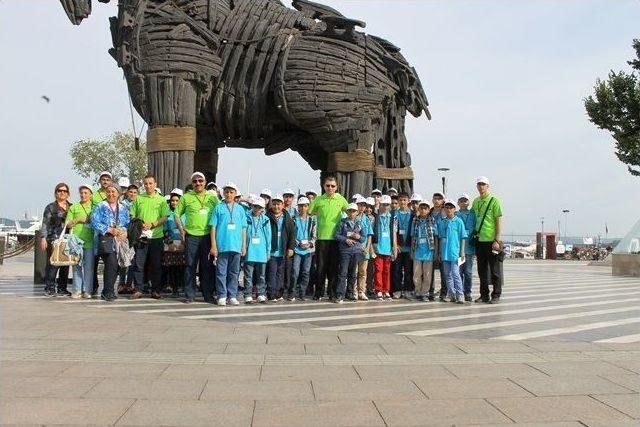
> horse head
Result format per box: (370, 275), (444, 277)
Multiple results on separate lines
(60, 0), (109, 25)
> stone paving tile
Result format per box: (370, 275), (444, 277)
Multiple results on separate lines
(607, 359), (640, 374)
(337, 332), (413, 344)
(63, 339), (152, 352)
(488, 396), (633, 423)
(584, 422), (640, 427)
(1, 338), (71, 350)
(374, 398), (511, 426)
(597, 373), (640, 392)
(523, 341), (610, 353)
(414, 377), (533, 398)
(115, 399), (253, 426)
(264, 354), (324, 365)
(354, 364), (456, 380)
(200, 380), (314, 401)
(444, 363), (550, 379)
(485, 352), (547, 363)
(530, 361), (637, 377)
(312, 379), (425, 400)
(3, 376), (102, 398)
(84, 378), (206, 400)
(512, 376), (635, 397)
(592, 394), (640, 418)
(260, 365), (360, 381)
(378, 353), (493, 365)
(160, 364), (261, 381)
(252, 400), (385, 427)
(305, 343), (386, 355)
(266, 333), (340, 344)
(225, 343), (306, 355)
(204, 354), (264, 365)
(2, 397), (133, 425)
(117, 331), (199, 343)
(381, 343), (465, 355)
(0, 360), (72, 377)
(60, 362), (169, 379)
(535, 351), (598, 362)
(143, 341), (227, 354)
(456, 342), (536, 353)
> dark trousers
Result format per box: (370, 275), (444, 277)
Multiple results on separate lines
(306, 253), (317, 296)
(266, 256), (285, 298)
(315, 240), (339, 299)
(392, 251), (414, 294)
(44, 244), (69, 291)
(184, 234), (215, 302)
(337, 251), (359, 299)
(132, 238), (164, 293)
(92, 255), (100, 294)
(98, 251), (119, 298)
(476, 242), (503, 299)
(429, 260), (447, 299)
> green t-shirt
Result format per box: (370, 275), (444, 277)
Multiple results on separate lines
(174, 190), (219, 236)
(471, 193), (503, 242)
(131, 192), (171, 239)
(91, 188), (107, 207)
(309, 193), (348, 240)
(66, 201), (94, 249)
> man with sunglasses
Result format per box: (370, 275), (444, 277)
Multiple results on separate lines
(308, 176), (348, 301)
(175, 172), (219, 303)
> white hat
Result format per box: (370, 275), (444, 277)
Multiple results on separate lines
(252, 197), (266, 208)
(351, 193), (362, 201)
(170, 188), (183, 196)
(206, 181), (217, 189)
(305, 189), (317, 195)
(444, 199), (456, 207)
(380, 195), (392, 205)
(410, 193), (423, 202)
(191, 172), (205, 181)
(223, 181), (238, 192)
(99, 171), (112, 179)
(346, 202), (358, 211)
(271, 193), (284, 202)
(283, 188), (295, 196)
(365, 197), (375, 206)
(79, 183), (93, 193)
(419, 200), (431, 207)
(457, 193), (470, 201)
(297, 196), (310, 205)
(371, 189), (382, 196)
(355, 195), (367, 204)
(432, 192), (444, 198)
(260, 188), (272, 198)
(387, 187), (398, 194)
(117, 177), (130, 188)
(476, 176), (490, 185)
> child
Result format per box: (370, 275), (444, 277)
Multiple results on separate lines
(436, 200), (468, 304)
(410, 201), (437, 301)
(355, 196), (373, 300)
(372, 195), (398, 300)
(335, 203), (365, 303)
(364, 197), (377, 297)
(243, 197), (272, 304)
(289, 197), (316, 301)
(456, 194), (476, 302)
(266, 194), (295, 301)
(392, 192), (414, 299)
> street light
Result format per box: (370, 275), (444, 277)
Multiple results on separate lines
(437, 167), (450, 195)
(562, 209), (570, 243)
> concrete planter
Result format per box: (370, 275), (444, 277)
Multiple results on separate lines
(612, 253), (640, 277)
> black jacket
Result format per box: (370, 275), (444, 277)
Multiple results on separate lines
(267, 210), (296, 254)
(127, 218), (146, 249)
(41, 201), (70, 242)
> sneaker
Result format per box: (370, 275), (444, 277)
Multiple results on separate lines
(269, 296), (278, 302)
(276, 296), (284, 301)
(376, 292), (384, 300)
(287, 296), (296, 302)
(70, 292), (81, 299)
(392, 293), (401, 299)
(475, 296), (490, 303)
(244, 296), (254, 304)
(228, 298), (240, 306)
(130, 291), (142, 300)
(298, 296), (306, 302)
(335, 298), (344, 304)
(346, 294), (357, 301)
(100, 294), (114, 302)
(358, 293), (369, 301)
(44, 288), (56, 297)
(464, 294), (472, 303)
(427, 295), (435, 302)
(183, 298), (194, 304)
(257, 295), (267, 303)
(81, 292), (91, 299)
(383, 292), (391, 300)
(456, 298), (465, 304)
(57, 289), (72, 296)
(406, 291), (415, 299)
(217, 297), (227, 306)
(150, 291), (163, 300)
(490, 297), (501, 304)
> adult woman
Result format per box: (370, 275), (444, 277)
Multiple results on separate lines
(91, 184), (130, 301)
(66, 184), (95, 298)
(40, 183), (72, 297)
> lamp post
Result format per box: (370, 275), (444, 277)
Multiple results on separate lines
(437, 167), (450, 196)
(562, 209), (570, 243)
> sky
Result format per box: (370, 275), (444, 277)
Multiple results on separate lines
(1, 0), (639, 239)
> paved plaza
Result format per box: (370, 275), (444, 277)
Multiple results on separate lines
(1, 255), (639, 426)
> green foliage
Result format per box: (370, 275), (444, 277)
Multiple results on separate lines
(585, 39), (640, 177)
(70, 132), (147, 184)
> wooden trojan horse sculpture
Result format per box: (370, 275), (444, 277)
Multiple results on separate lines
(61, 0), (430, 196)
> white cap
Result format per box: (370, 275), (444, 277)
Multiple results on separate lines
(170, 188), (183, 196)
(272, 193), (284, 202)
(297, 196), (310, 205)
(79, 183), (93, 193)
(222, 181), (238, 192)
(351, 193), (362, 201)
(283, 188), (295, 196)
(371, 189), (382, 196)
(346, 203), (358, 211)
(365, 197), (375, 206)
(476, 176), (490, 185)
(387, 187), (398, 194)
(191, 172), (205, 181)
(252, 197), (266, 208)
(206, 181), (217, 189)
(99, 171), (112, 179)
(432, 192), (444, 198)
(355, 196), (367, 204)
(117, 177), (130, 188)
(444, 199), (456, 207)
(419, 200), (431, 207)
(410, 193), (423, 202)
(380, 195), (392, 205)
(260, 188), (272, 198)
(458, 193), (470, 201)
(305, 189), (317, 195)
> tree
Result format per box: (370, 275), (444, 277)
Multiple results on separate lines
(70, 132), (147, 184)
(585, 39), (640, 176)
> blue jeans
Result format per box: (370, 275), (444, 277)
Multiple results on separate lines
(461, 256), (474, 297)
(244, 262), (266, 297)
(184, 235), (214, 301)
(215, 252), (241, 300)
(337, 251), (359, 299)
(442, 260), (463, 299)
(289, 253), (312, 297)
(72, 248), (95, 294)
(266, 256), (285, 298)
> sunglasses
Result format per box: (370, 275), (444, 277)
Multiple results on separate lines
(56, 189), (69, 193)
(192, 179), (205, 183)
(324, 184), (336, 188)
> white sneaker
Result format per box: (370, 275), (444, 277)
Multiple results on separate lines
(257, 295), (267, 303)
(70, 292), (81, 299)
(244, 296), (254, 304)
(229, 298), (240, 306)
(376, 292), (384, 300)
(82, 292), (91, 299)
(358, 293), (369, 301)
(392, 293), (401, 299)
(383, 292), (391, 300)
(217, 298), (227, 306)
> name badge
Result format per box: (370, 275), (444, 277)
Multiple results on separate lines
(346, 232), (354, 237)
(419, 238), (427, 244)
(277, 232), (282, 237)
(381, 231), (390, 238)
(251, 237), (261, 245)
(227, 223), (236, 230)
(199, 209), (208, 215)
(301, 239), (309, 245)
(141, 229), (153, 239)
(399, 230), (406, 235)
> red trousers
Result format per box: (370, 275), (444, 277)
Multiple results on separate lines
(374, 255), (391, 293)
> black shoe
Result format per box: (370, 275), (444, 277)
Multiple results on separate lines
(464, 294), (472, 302)
(183, 298), (194, 304)
(44, 288), (56, 297)
(456, 299), (465, 305)
(100, 294), (114, 302)
(490, 297), (501, 304)
(475, 296), (490, 303)
(428, 296), (435, 302)
(57, 289), (71, 296)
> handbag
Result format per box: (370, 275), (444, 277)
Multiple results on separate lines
(470, 197), (494, 248)
(50, 223), (79, 266)
(98, 203), (119, 255)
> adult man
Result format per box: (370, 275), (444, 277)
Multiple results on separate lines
(130, 174), (169, 299)
(175, 172), (219, 303)
(428, 191), (447, 301)
(209, 182), (247, 306)
(471, 176), (504, 304)
(309, 176), (348, 301)
(283, 188), (297, 217)
(92, 171), (112, 207)
(392, 192), (414, 298)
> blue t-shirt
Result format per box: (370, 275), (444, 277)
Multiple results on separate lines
(286, 206), (297, 218)
(165, 211), (186, 240)
(437, 216), (468, 262)
(209, 201), (248, 253)
(456, 209), (476, 255)
(356, 213), (373, 259)
(374, 212), (393, 256)
(410, 217), (435, 261)
(396, 210), (412, 253)
(294, 216), (312, 256)
(271, 215), (285, 257)
(246, 213), (272, 263)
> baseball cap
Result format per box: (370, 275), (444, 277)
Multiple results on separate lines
(444, 199), (456, 207)
(283, 188), (295, 196)
(355, 195), (367, 204)
(99, 171), (112, 179)
(260, 188), (272, 198)
(365, 197), (375, 206)
(117, 177), (130, 188)
(271, 193), (284, 202)
(410, 193), (423, 202)
(346, 203), (358, 211)
(305, 189), (317, 196)
(297, 196), (310, 205)
(170, 188), (184, 196)
(432, 192), (444, 199)
(206, 182), (217, 189)
(371, 189), (382, 196)
(351, 193), (362, 201)
(476, 176), (490, 185)
(458, 193), (470, 201)
(387, 187), (398, 194)
(223, 181), (238, 192)
(190, 172), (205, 181)
(380, 195), (392, 205)
(252, 197), (266, 208)
(419, 200), (431, 207)
(79, 183), (93, 193)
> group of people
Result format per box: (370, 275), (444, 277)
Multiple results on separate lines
(40, 172), (504, 306)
